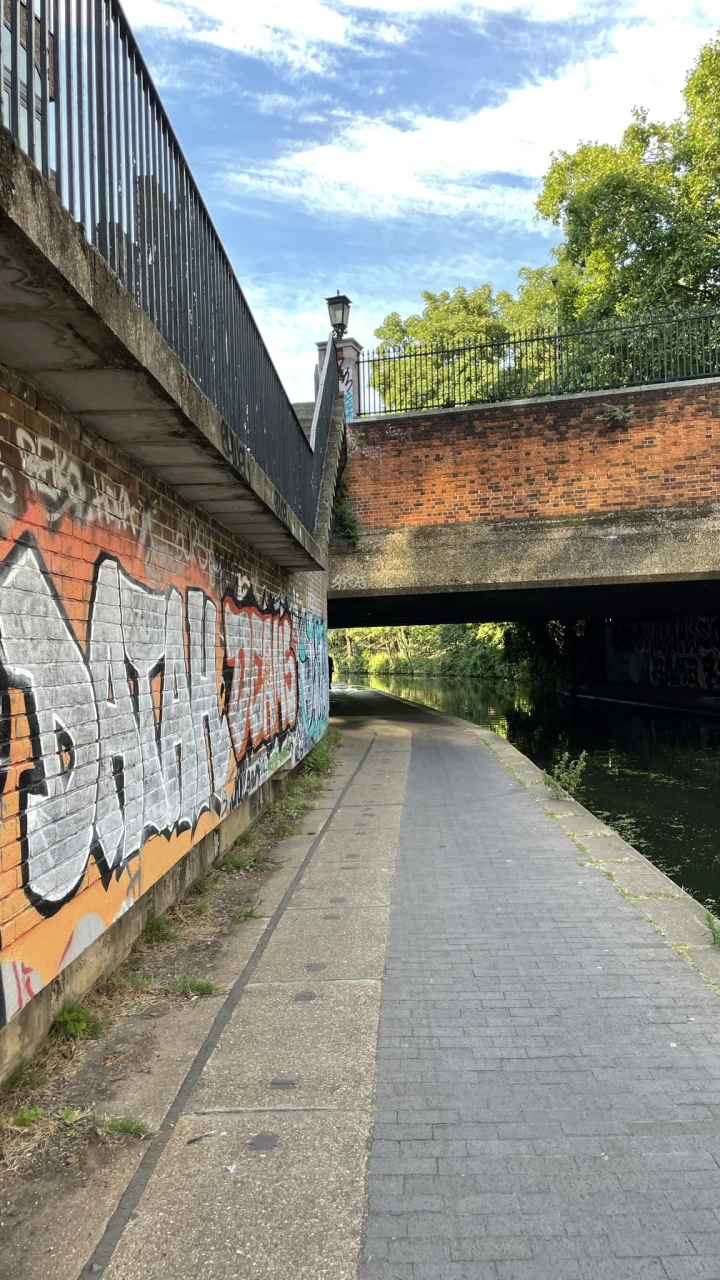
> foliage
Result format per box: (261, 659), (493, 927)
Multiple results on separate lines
(368, 36), (720, 411)
(543, 751), (588, 798)
(14, 1105), (44, 1127)
(537, 37), (720, 320)
(375, 285), (508, 349)
(372, 287), (515, 411)
(330, 623), (508, 679)
(141, 914), (178, 946)
(706, 907), (720, 946)
(101, 1115), (149, 1137)
(53, 1005), (106, 1040)
(333, 475), (361, 547)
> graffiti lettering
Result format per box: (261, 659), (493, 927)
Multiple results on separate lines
(0, 538), (326, 924)
(609, 614), (720, 691)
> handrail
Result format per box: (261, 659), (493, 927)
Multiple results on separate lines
(0, 0), (332, 532)
(357, 310), (720, 417)
(310, 334), (337, 451)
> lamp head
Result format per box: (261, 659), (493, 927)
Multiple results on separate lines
(326, 291), (352, 340)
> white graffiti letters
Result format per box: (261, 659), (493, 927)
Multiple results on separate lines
(161, 589), (198, 831)
(0, 540), (98, 906)
(0, 537), (326, 915)
(89, 559), (144, 868)
(187, 590), (232, 811)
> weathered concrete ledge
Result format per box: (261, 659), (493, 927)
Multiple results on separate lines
(329, 502), (720, 624)
(0, 128), (326, 571)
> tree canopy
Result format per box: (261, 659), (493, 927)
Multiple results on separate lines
(373, 33), (720, 347)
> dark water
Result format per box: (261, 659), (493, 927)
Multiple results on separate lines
(354, 674), (720, 909)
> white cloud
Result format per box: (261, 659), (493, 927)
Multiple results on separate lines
(121, 0), (718, 75)
(221, 3), (719, 226)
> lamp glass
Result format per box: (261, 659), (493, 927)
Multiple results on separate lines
(326, 293), (352, 336)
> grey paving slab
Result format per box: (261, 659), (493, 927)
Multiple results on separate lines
(193, 980), (381, 1110)
(103, 1110), (370, 1280)
(330, 690), (720, 1280)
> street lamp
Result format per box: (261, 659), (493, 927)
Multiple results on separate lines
(326, 291), (352, 339)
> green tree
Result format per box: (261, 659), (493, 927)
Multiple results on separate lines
(369, 34), (720, 413)
(537, 35), (720, 319)
(371, 287), (513, 412)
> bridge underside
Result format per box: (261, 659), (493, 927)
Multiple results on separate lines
(328, 507), (720, 627)
(329, 578), (720, 627)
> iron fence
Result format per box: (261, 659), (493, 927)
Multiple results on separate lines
(0, 0), (330, 532)
(357, 311), (720, 417)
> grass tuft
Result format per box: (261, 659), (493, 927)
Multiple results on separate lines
(234, 903), (262, 921)
(53, 1005), (106, 1040)
(141, 914), (178, 946)
(1, 1061), (47, 1096)
(100, 1115), (149, 1137)
(188, 872), (216, 897)
(170, 976), (221, 997)
(107, 971), (153, 994)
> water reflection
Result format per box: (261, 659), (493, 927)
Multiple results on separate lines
(356, 674), (720, 909)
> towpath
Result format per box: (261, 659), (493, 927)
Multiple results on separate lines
(23, 688), (720, 1279)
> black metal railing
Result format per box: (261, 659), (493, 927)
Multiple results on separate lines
(357, 311), (720, 417)
(0, 0), (331, 533)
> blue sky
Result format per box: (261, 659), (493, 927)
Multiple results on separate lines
(121, 0), (720, 400)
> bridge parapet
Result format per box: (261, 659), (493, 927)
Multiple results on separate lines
(0, 0), (336, 541)
(330, 379), (720, 626)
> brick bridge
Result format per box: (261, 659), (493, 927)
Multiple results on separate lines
(328, 378), (720, 627)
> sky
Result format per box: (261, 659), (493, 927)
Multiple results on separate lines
(120, 0), (720, 401)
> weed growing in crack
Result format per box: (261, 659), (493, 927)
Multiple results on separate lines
(543, 751), (587, 799)
(53, 1006), (106, 1040)
(234, 903), (262, 921)
(705, 908), (720, 946)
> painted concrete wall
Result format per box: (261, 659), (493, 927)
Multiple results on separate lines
(0, 371), (329, 1031)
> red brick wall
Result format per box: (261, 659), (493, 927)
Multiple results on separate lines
(0, 367), (329, 1032)
(346, 382), (720, 529)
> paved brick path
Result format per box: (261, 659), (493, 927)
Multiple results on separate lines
(339, 691), (720, 1280)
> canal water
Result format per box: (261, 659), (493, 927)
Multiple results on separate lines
(351, 674), (720, 910)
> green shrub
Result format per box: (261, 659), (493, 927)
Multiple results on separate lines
(543, 751), (587, 798)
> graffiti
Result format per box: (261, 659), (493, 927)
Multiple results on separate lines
(223, 597), (297, 761)
(0, 408), (328, 1030)
(298, 614), (329, 745)
(16, 424), (152, 540)
(608, 615), (720, 690)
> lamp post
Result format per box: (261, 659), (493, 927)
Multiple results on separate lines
(326, 291), (352, 340)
